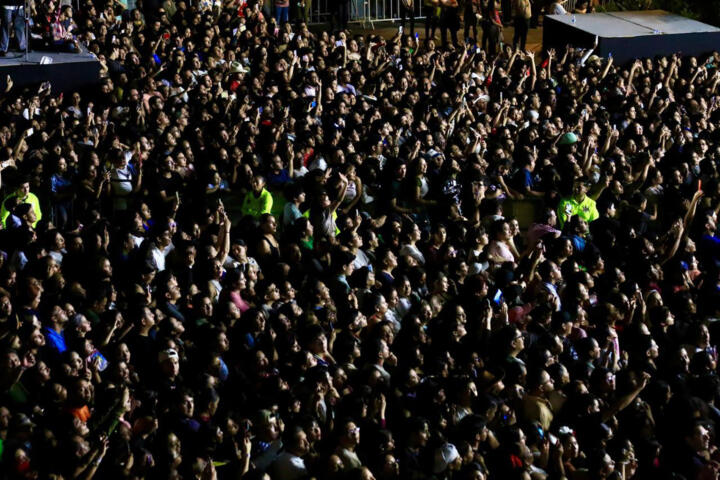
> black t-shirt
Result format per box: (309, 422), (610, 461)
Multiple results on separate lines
(155, 171), (183, 201)
(620, 208), (651, 236)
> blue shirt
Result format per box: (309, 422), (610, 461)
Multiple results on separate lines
(377, 271), (394, 288)
(699, 233), (720, 269)
(571, 234), (586, 253)
(267, 169), (291, 189)
(50, 174), (72, 194)
(519, 168), (533, 190)
(44, 327), (67, 354)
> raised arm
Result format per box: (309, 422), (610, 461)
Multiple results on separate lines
(528, 50), (537, 90)
(215, 209), (232, 264)
(579, 35), (599, 67)
(546, 48), (555, 78)
(683, 189), (703, 231)
(329, 173), (349, 212)
(600, 55), (613, 81)
(342, 177), (363, 214)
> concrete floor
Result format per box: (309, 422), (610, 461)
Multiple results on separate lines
(346, 19), (545, 51)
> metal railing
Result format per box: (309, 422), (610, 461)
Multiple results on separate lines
(305, 0), (613, 28)
(309, 0), (425, 27)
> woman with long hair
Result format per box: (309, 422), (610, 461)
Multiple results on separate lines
(487, 219), (516, 264)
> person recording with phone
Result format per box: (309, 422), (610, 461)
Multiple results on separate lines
(51, 5), (79, 52)
(0, 0), (25, 56)
(521, 369), (555, 432)
(1, 175), (42, 229)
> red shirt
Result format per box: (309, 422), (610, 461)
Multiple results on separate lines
(69, 405), (91, 422)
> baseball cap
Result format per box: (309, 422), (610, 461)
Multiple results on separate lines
(158, 348), (179, 363)
(433, 443), (460, 473)
(558, 132), (579, 145)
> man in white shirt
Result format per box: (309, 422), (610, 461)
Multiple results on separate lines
(337, 69), (357, 96)
(549, 0), (568, 15)
(270, 426), (310, 480)
(147, 225), (174, 272)
(110, 152), (139, 213)
(538, 260), (562, 311)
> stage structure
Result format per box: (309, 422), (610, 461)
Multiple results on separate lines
(543, 10), (720, 65)
(0, 44), (101, 92)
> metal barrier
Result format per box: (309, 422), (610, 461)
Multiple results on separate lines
(305, 0), (605, 28)
(309, 0), (425, 28)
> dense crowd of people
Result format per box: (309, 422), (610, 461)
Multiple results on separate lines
(0, 0), (720, 479)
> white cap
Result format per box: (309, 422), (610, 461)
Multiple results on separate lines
(158, 348), (179, 363)
(433, 443), (460, 473)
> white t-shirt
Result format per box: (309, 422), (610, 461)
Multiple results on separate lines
(309, 156), (327, 171)
(132, 234), (144, 249)
(111, 166), (134, 210)
(111, 166), (133, 196)
(150, 243), (174, 272)
(353, 249), (371, 269)
(550, 3), (567, 14)
(270, 453), (307, 480)
(400, 243), (426, 265)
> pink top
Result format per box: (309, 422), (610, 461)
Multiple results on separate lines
(230, 290), (251, 313)
(527, 223), (560, 248)
(488, 241), (516, 263)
